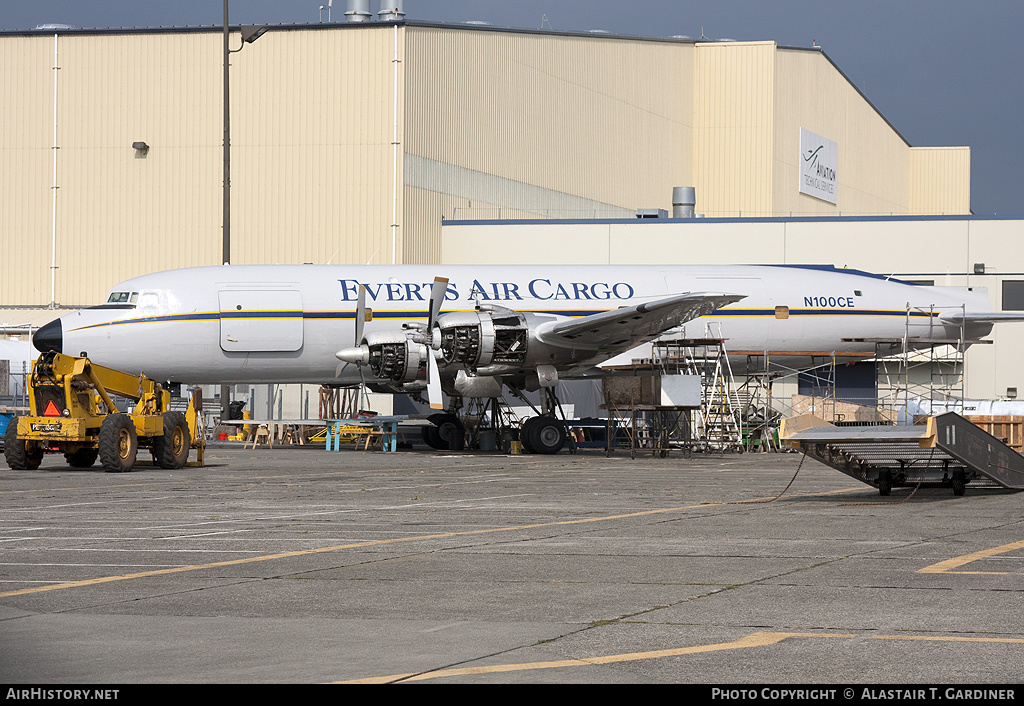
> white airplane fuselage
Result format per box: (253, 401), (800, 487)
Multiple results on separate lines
(36, 264), (993, 387)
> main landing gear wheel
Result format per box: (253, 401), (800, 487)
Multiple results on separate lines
(4, 423), (43, 470)
(153, 411), (190, 469)
(421, 425), (444, 450)
(525, 416), (566, 455)
(519, 417), (539, 454)
(425, 414), (465, 451)
(98, 413), (138, 473)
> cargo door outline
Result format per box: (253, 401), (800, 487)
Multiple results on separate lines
(218, 290), (303, 352)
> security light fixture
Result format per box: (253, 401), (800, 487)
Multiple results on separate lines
(132, 141), (149, 155)
(974, 263), (986, 274)
(240, 25), (269, 44)
(1008, 387), (1018, 400)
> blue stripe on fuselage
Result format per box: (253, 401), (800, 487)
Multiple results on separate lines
(66, 306), (938, 333)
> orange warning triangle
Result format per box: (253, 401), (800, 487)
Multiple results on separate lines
(43, 400), (61, 417)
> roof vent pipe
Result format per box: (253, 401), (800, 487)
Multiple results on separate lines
(345, 0), (372, 22)
(378, 1), (405, 21)
(672, 186), (696, 218)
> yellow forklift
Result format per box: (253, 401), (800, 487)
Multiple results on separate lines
(3, 351), (203, 472)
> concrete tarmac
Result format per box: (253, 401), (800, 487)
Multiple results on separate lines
(1, 443), (1022, 684)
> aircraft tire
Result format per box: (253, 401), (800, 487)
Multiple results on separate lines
(428, 413), (465, 451)
(4, 423), (42, 470)
(519, 417), (538, 454)
(99, 414), (138, 473)
(421, 425), (444, 450)
(64, 448), (98, 468)
(528, 416), (566, 455)
(154, 412), (190, 469)
(437, 414), (465, 451)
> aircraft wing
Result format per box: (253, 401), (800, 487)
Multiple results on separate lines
(538, 292), (745, 351)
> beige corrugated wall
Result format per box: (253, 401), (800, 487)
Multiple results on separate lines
(1, 27), (398, 309)
(231, 25), (400, 267)
(693, 41), (776, 218)
(402, 28), (695, 263)
(0, 25), (972, 314)
(773, 47), (914, 217)
(909, 147), (971, 215)
(0, 36), (53, 307)
(54, 32), (222, 304)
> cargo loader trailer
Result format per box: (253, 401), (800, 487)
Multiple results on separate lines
(780, 412), (1024, 496)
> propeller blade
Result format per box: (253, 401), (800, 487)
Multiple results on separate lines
(428, 277), (448, 334)
(426, 350), (442, 409)
(354, 284), (368, 345)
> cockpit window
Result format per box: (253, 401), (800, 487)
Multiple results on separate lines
(105, 292), (138, 304)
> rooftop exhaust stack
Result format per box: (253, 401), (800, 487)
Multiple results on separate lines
(345, 0), (371, 22)
(672, 186), (696, 218)
(378, 1), (405, 21)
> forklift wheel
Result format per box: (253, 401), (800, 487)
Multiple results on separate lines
(4, 423), (43, 470)
(99, 414), (138, 473)
(154, 412), (190, 469)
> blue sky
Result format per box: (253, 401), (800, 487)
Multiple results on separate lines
(4, 1), (1021, 215)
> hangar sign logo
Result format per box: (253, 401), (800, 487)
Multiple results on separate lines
(799, 128), (838, 205)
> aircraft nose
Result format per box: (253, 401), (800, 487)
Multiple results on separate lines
(33, 318), (63, 353)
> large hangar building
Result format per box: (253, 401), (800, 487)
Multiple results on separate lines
(1, 18), (1018, 407)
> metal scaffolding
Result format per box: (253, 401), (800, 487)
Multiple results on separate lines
(873, 304), (968, 423)
(653, 337), (743, 452)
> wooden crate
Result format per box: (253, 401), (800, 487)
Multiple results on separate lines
(964, 415), (1024, 452)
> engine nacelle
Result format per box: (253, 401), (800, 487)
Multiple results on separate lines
(362, 331), (428, 384)
(437, 307), (528, 370)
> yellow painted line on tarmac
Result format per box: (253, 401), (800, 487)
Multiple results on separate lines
(334, 631), (855, 684)
(0, 500), (729, 598)
(918, 539), (1024, 575)
(0, 483), (864, 599)
(873, 634), (1024, 644)
(338, 631), (1024, 683)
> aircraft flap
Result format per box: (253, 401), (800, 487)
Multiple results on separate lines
(542, 292), (744, 350)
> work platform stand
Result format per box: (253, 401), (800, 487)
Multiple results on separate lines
(462, 396), (524, 451)
(653, 337), (743, 453)
(603, 402), (696, 458)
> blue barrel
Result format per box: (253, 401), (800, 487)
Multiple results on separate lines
(478, 429), (497, 451)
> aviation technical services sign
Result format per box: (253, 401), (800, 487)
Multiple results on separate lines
(799, 128), (838, 205)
